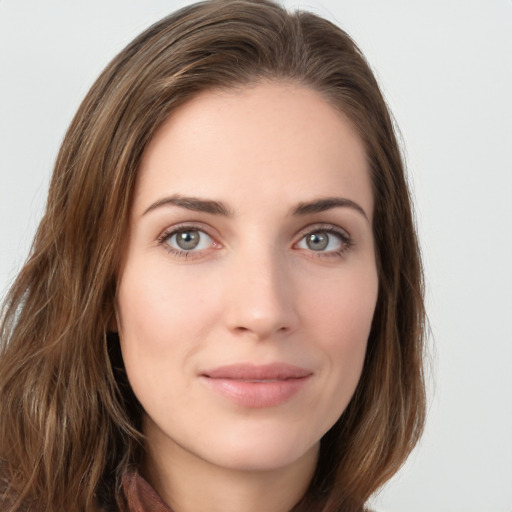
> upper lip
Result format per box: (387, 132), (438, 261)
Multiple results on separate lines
(201, 363), (312, 380)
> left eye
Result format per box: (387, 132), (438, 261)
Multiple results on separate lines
(296, 230), (344, 252)
(165, 229), (214, 251)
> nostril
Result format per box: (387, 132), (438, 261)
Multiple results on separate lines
(234, 326), (250, 333)
(232, 323), (290, 337)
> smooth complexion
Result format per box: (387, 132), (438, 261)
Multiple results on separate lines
(116, 82), (378, 512)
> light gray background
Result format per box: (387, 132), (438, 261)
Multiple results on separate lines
(1, 1), (511, 511)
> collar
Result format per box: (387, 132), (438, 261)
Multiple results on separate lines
(122, 470), (173, 512)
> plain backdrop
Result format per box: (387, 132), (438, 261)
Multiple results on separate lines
(1, 1), (511, 511)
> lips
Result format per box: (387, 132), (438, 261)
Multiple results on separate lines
(200, 363), (312, 408)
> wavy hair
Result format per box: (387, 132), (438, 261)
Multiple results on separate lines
(0, 1), (426, 510)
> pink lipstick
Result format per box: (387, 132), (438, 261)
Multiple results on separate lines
(200, 363), (312, 408)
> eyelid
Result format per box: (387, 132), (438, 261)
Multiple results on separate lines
(294, 223), (351, 242)
(157, 222), (221, 256)
(157, 221), (216, 240)
(293, 223), (354, 254)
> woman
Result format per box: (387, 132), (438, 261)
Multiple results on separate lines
(0, 0), (426, 511)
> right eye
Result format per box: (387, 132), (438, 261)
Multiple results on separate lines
(160, 227), (217, 254)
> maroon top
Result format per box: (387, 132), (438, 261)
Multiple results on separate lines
(122, 470), (172, 512)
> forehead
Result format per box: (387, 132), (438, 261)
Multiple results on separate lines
(134, 81), (373, 218)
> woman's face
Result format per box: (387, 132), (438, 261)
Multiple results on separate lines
(116, 82), (378, 476)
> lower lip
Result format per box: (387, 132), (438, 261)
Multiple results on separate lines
(200, 376), (310, 408)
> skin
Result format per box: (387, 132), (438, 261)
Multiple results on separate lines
(115, 81), (378, 512)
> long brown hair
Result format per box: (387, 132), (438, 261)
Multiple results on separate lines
(0, 1), (426, 510)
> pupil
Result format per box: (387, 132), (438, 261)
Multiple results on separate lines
(177, 231), (200, 250)
(307, 232), (328, 251)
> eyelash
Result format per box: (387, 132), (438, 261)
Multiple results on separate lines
(157, 223), (354, 259)
(157, 223), (216, 259)
(296, 224), (354, 258)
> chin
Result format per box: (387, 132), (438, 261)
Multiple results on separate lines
(192, 426), (321, 473)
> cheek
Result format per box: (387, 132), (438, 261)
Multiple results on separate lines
(115, 264), (223, 434)
(304, 261), (378, 343)
(118, 261), (219, 341)
(115, 260), (223, 393)
(302, 263), (378, 398)
(312, 298), (373, 386)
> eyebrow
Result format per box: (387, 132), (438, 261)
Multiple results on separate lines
(292, 197), (369, 222)
(143, 194), (232, 216)
(142, 194), (369, 222)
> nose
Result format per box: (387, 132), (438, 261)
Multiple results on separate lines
(222, 246), (299, 340)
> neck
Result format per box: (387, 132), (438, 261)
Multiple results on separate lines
(141, 421), (318, 512)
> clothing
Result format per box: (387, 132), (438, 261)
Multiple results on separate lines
(122, 470), (172, 512)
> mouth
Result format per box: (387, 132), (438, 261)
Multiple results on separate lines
(199, 363), (312, 408)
